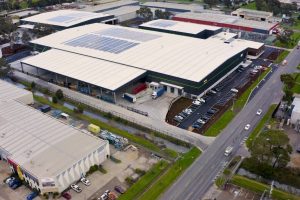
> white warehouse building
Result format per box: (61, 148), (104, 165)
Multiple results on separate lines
(0, 80), (110, 194)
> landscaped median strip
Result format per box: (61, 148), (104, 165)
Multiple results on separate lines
(246, 104), (277, 148)
(204, 68), (271, 137)
(231, 175), (300, 200)
(33, 95), (178, 159)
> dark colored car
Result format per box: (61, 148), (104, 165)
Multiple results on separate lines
(114, 186), (125, 194)
(296, 147), (300, 153)
(62, 192), (72, 200)
(10, 180), (22, 190)
(26, 192), (38, 200)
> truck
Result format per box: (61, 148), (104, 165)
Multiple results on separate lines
(152, 87), (165, 99)
(224, 146), (233, 156)
(123, 93), (136, 103)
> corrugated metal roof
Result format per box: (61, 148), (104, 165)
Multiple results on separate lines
(21, 9), (112, 27)
(140, 19), (221, 35)
(81, 0), (138, 12)
(0, 80), (32, 102)
(30, 23), (263, 83)
(103, 5), (140, 16)
(174, 12), (278, 31)
(0, 80), (107, 178)
(22, 49), (146, 91)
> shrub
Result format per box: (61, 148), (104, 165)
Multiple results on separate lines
(99, 165), (107, 174)
(110, 156), (121, 163)
(55, 89), (64, 100)
(52, 96), (58, 104)
(135, 168), (146, 176)
(31, 81), (36, 90)
(42, 88), (49, 95)
(125, 177), (136, 185)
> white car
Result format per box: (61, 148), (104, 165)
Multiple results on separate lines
(192, 100), (201, 106)
(198, 98), (206, 103)
(71, 184), (82, 193)
(5, 177), (15, 184)
(244, 124), (251, 130)
(256, 109), (263, 115)
(81, 177), (91, 186)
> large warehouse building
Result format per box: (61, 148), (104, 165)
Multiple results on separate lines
(20, 10), (114, 30)
(21, 22), (263, 102)
(0, 80), (110, 194)
(139, 19), (222, 39)
(173, 12), (279, 34)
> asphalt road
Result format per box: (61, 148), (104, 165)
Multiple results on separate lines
(161, 47), (300, 200)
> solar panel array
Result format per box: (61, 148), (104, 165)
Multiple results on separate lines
(64, 34), (139, 54)
(94, 27), (161, 42)
(48, 16), (77, 23)
(149, 20), (177, 28)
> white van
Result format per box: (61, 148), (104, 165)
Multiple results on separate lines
(231, 88), (239, 93)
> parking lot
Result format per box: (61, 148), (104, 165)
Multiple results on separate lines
(169, 62), (253, 130)
(0, 162), (42, 200)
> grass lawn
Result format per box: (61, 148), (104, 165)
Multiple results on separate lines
(33, 95), (178, 159)
(204, 68), (271, 137)
(118, 160), (169, 200)
(137, 147), (201, 200)
(231, 175), (300, 200)
(274, 50), (289, 64)
(282, 18), (300, 31)
(245, 104), (277, 147)
(274, 32), (300, 49)
(291, 73), (300, 94)
(241, 2), (256, 10)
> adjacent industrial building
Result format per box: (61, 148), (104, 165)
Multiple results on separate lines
(231, 8), (273, 22)
(21, 22), (263, 102)
(173, 12), (279, 34)
(139, 19), (222, 39)
(81, 0), (139, 13)
(103, 5), (140, 23)
(20, 10), (114, 30)
(140, 2), (203, 13)
(0, 80), (110, 194)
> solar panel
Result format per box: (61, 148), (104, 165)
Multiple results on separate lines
(49, 16), (77, 23)
(64, 34), (139, 54)
(149, 21), (177, 28)
(94, 27), (161, 42)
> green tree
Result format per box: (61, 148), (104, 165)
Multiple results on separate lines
(0, 58), (11, 78)
(204, 0), (219, 7)
(0, 17), (17, 46)
(55, 89), (64, 100)
(52, 96), (58, 104)
(249, 130), (292, 169)
(21, 30), (32, 45)
(33, 24), (54, 38)
(280, 73), (295, 88)
(31, 81), (36, 90)
(136, 7), (153, 22)
(154, 10), (172, 19)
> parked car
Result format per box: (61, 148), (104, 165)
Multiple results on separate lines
(70, 184), (82, 193)
(192, 100), (201, 106)
(8, 179), (19, 187)
(296, 147), (300, 153)
(114, 186), (125, 194)
(256, 109), (263, 115)
(5, 177), (15, 184)
(244, 124), (251, 130)
(81, 177), (91, 186)
(183, 108), (192, 115)
(26, 192), (38, 200)
(98, 194), (108, 200)
(62, 192), (72, 200)
(10, 180), (22, 190)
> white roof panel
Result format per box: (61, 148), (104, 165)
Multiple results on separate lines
(140, 19), (221, 35)
(30, 23), (263, 82)
(22, 49), (146, 91)
(21, 10), (112, 27)
(0, 80), (107, 178)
